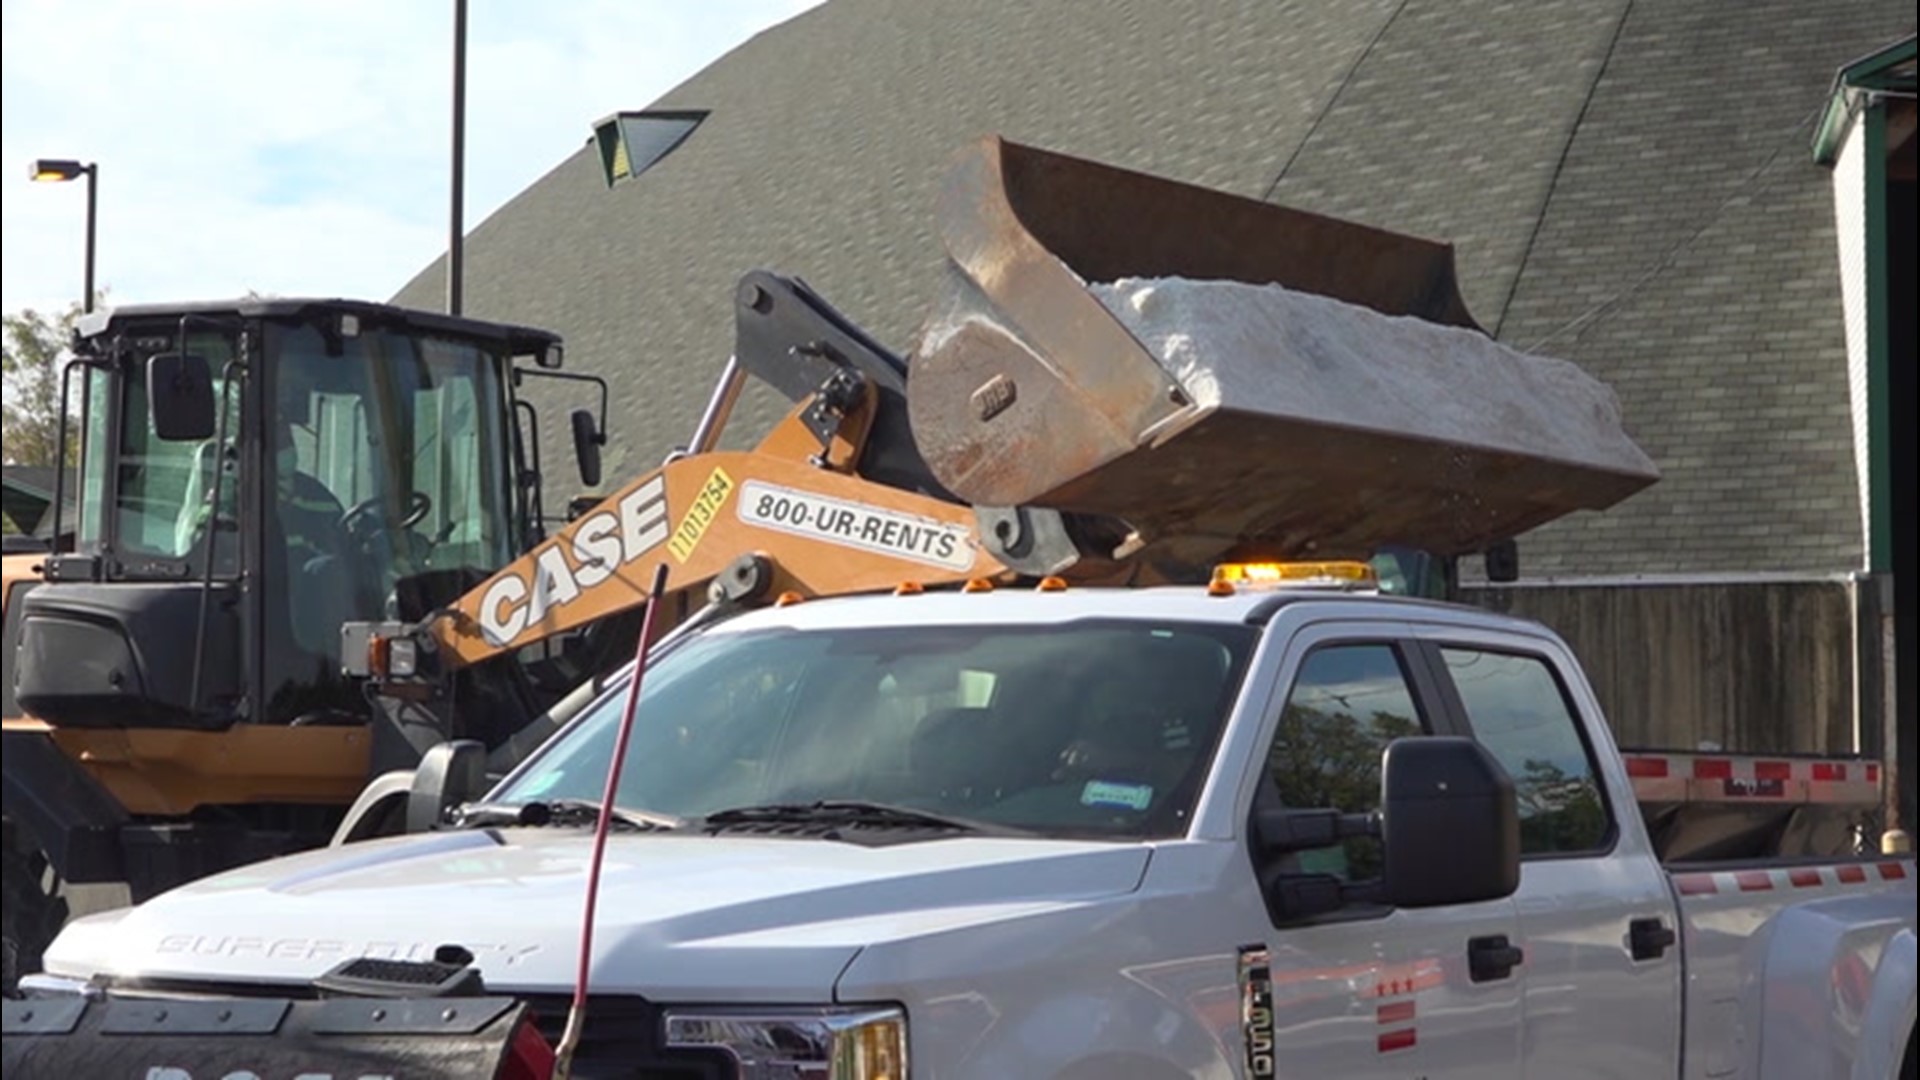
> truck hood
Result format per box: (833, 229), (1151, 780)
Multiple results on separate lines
(46, 828), (1150, 1001)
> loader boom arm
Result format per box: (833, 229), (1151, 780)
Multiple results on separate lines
(429, 391), (1006, 670)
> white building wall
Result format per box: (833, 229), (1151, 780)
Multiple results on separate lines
(1831, 119), (1872, 570)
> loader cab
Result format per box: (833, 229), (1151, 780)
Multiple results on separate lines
(12, 299), (564, 731)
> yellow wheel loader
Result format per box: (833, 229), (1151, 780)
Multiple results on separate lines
(0, 301), (593, 987)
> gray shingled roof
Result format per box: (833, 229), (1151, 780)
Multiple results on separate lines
(395, 0), (1914, 577)
(1, 466), (75, 535)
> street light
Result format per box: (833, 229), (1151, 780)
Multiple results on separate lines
(448, 0), (466, 314)
(29, 158), (98, 313)
(592, 112), (706, 187)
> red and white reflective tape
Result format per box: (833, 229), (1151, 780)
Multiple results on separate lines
(1369, 964), (1434, 1054)
(1671, 860), (1912, 898)
(1626, 752), (1883, 806)
(1375, 1000), (1417, 1053)
(1377, 1026), (1418, 1054)
(1623, 753), (1881, 783)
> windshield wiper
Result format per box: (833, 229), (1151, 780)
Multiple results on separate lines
(455, 798), (681, 832)
(699, 800), (1007, 836)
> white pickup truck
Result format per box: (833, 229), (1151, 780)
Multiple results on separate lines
(6, 576), (1915, 1079)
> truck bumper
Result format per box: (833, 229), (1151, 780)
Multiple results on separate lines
(2, 993), (549, 1080)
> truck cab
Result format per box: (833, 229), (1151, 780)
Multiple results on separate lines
(13, 575), (1914, 1079)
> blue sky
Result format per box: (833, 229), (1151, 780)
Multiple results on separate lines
(0, 1), (821, 316)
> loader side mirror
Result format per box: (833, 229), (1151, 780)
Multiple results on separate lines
(147, 353), (216, 442)
(1484, 539), (1520, 583)
(1381, 737), (1520, 907)
(571, 407), (604, 488)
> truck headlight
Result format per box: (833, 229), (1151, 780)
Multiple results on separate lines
(663, 1005), (907, 1079)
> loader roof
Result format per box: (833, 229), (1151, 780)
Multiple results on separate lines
(75, 297), (562, 355)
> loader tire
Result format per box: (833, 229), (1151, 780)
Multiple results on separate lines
(2, 849), (69, 996)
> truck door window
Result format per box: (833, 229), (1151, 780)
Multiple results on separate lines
(1439, 648), (1611, 854)
(1268, 643), (1427, 880)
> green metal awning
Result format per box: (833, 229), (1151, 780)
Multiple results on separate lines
(1812, 35), (1915, 165)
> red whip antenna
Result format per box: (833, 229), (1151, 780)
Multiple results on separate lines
(551, 562), (671, 1080)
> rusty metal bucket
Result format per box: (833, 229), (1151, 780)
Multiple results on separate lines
(908, 136), (1657, 568)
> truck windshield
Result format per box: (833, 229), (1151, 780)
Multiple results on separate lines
(498, 619), (1256, 839)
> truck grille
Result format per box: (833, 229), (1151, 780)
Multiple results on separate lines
(520, 995), (736, 1080)
(90, 981), (736, 1080)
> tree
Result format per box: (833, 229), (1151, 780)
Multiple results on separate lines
(1267, 704), (1421, 879)
(2, 301), (87, 466)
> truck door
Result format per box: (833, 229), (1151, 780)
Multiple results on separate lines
(1224, 626), (1524, 1079)
(1412, 632), (1683, 1078)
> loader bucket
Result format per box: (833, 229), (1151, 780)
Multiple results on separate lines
(909, 136), (1658, 570)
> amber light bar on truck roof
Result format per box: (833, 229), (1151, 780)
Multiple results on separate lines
(1208, 561), (1379, 595)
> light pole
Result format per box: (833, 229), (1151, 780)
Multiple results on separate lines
(448, 0), (466, 315)
(29, 158), (98, 313)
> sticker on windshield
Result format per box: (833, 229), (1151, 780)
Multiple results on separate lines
(737, 480), (975, 571)
(1081, 780), (1153, 811)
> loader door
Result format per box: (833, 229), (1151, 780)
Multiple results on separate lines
(256, 320), (516, 725)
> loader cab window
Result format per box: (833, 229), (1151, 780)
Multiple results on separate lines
(78, 365), (111, 548)
(101, 331), (243, 577)
(257, 320), (514, 725)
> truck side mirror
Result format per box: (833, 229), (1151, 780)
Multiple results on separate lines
(1381, 737), (1520, 907)
(147, 353), (216, 441)
(406, 739), (489, 833)
(570, 407), (604, 488)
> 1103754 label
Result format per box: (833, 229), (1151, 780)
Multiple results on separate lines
(737, 480), (975, 572)
(668, 466), (735, 562)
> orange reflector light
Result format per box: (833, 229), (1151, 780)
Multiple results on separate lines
(962, 578), (995, 593)
(367, 634), (392, 680)
(1035, 576), (1069, 592)
(775, 590), (807, 607)
(1211, 560), (1378, 591)
(893, 581), (925, 596)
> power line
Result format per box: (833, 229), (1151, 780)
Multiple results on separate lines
(1261, 0), (1411, 203)
(1494, 0), (1635, 339)
(1522, 100), (1827, 353)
